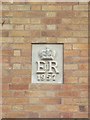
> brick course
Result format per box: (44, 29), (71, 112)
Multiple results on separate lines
(2, 2), (88, 118)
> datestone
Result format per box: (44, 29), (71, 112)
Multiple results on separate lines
(32, 44), (63, 83)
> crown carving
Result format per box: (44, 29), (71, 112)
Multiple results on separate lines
(39, 47), (56, 60)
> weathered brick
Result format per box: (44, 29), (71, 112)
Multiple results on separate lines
(2, 83), (9, 90)
(73, 112), (88, 118)
(14, 50), (20, 56)
(79, 63), (88, 70)
(11, 70), (31, 76)
(79, 77), (88, 84)
(2, 24), (13, 30)
(64, 64), (78, 70)
(62, 98), (74, 105)
(64, 50), (80, 57)
(3, 98), (29, 105)
(12, 77), (30, 84)
(39, 111), (60, 118)
(29, 84), (61, 91)
(9, 31), (31, 37)
(57, 38), (78, 43)
(11, 18), (30, 24)
(80, 50), (88, 57)
(31, 18), (41, 24)
(24, 105), (45, 112)
(30, 30), (41, 38)
(59, 112), (73, 118)
(3, 112), (29, 118)
(9, 84), (29, 90)
(41, 30), (59, 37)
(73, 31), (88, 37)
(2, 11), (13, 17)
(2, 31), (9, 37)
(65, 70), (88, 77)
(42, 5), (61, 11)
(64, 44), (72, 50)
(64, 77), (78, 84)
(2, 105), (12, 112)
(46, 12), (56, 17)
(2, 90), (13, 97)
(12, 105), (23, 111)
(31, 5), (41, 10)
(25, 25), (45, 30)
(56, 91), (79, 97)
(61, 5), (72, 10)
(13, 64), (21, 69)
(42, 18), (61, 24)
(13, 37), (25, 43)
(2, 5), (10, 10)
(11, 5), (30, 10)
(46, 25), (57, 30)
(57, 105), (79, 112)
(73, 44), (88, 49)
(73, 5), (88, 11)
(2, 50), (13, 56)
(14, 25), (24, 30)
(79, 105), (87, 112)
(2, 76), (11, 83)
(2, 37), (13, 43)
(11, 57), (31, 63)
(40, 98), (61, 104)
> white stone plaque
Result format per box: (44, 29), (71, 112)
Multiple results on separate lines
(32, 44), (63, 83)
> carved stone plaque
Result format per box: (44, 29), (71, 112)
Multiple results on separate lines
(32, 44), (63, 83)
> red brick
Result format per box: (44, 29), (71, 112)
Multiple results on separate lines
(79, 63), (88, 70)
(9, 84), (29, 90)
(80, 50), (88, 57)
(42, 18), (61, 24)
(2, 50), (13, 56)
(2, 83), (9, 90)
(56, 91), (80, 97)
(40, 98), (61, 104)
(39, 112), (60, 118)
(2, 105), (12, 112)
(61, 84), (79, 91)
(13, 91), (25, 97)
(59, 112), (73, 118)
(73, 112), (88, 118)
(12, 77), (30, 84)
(79, 84), (88, 91)
(2, 76), (11, 83)
(4, 112), (29, 118)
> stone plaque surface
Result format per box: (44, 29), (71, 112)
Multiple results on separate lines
(32, 44), (63, 83)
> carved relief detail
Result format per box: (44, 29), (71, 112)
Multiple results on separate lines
(39, 48), (56, 60)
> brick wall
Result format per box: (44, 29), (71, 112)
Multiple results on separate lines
(2, 2), (88, 118)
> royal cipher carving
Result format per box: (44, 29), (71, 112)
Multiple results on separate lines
(36, 47), (59, 81)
